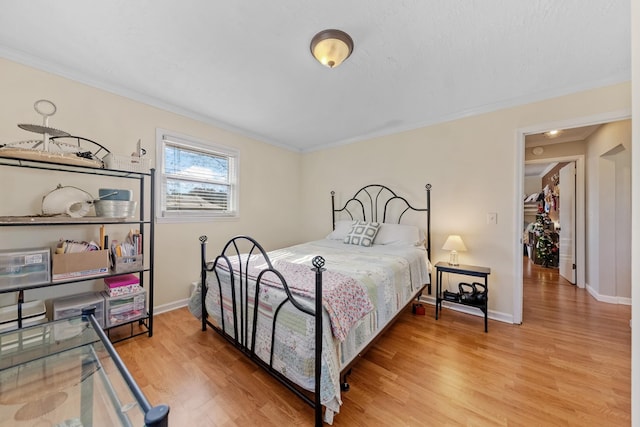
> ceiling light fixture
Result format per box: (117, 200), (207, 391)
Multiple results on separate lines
(544, 129), (563, 138)
(310, 29), (354, 68)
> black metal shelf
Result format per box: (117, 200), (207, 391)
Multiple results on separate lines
(0, 157), (156, 341)
(0, 155), (151, 178)
(0, 217), (152, 226)
(0, 268), (152, 294)
(106, 315), (151, 343)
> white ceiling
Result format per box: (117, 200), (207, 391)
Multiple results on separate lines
(0, 1), (630, 152)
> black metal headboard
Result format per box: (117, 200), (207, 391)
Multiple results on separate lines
(331, 184), (432, 259)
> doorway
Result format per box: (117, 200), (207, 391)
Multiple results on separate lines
(523, 159), (577, 280)
(513, 112), (632, 324)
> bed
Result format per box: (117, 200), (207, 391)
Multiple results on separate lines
(191, 184), (432, 425)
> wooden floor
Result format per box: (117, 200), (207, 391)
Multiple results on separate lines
(116, 258), (631, 426)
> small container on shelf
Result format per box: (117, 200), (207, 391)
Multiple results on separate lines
(103, 288), (147, 328)
(0, 300), (47, 332)
(0, 248), (50, 290)
(52, 291), (105, 328)
(52, 250), (109, 282)
(104, 274), (140, 297)
(94, 200), (137, 218)
(112, 254), (143, 274)
(103, 153), (151, 173)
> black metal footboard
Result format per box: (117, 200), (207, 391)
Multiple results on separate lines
(199, 235), (325, 426)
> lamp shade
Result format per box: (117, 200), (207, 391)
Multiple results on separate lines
(310, 29), (354, 68)
(442, 235), (467, 252)
(442, 235), (466, 265)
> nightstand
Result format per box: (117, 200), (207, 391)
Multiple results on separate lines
(434, 261), (491, 332)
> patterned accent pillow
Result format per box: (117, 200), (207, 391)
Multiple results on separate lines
(343, 221), (381, 247)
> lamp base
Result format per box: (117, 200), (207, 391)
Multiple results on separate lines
(448, 250), (459, 266)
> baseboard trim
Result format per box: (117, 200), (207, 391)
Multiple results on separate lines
(585, 284), (631, 305)
(419, 295), (514, 324)
(154, 298), (188, 315)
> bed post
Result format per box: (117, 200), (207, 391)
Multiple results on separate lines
(199, 235), (208, 331)
(331, 191), (336, 230)
(312, 256), (325, 426)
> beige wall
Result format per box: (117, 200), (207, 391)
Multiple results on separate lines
(0, 57), (633, 322)
(0, 58), (302, 308)
(301, 83), (631, 320)
(585, 121), (632, 300)
(0, 53), (636, 422)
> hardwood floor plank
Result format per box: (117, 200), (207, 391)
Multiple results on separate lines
(115, 258), (630, 426)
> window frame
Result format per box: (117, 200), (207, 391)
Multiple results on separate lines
(155, 128), (239, 223)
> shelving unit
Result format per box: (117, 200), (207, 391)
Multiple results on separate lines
(0, 155), (155, 341)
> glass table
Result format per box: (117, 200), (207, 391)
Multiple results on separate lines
(0, 310), (169, 426)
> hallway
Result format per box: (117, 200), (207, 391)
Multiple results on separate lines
(522, 256), (630, 328)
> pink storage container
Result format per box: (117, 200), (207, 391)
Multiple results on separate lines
(104, 274), (140, 297)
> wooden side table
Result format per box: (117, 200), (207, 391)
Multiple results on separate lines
(434, 261), (491, 332)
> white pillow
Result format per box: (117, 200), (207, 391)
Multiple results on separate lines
(374, 223), (424, 246)
(343, 221), (381, 247)
(326, 220), (356, 240)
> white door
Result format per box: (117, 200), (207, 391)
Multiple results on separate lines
(559, 162), (576, 284)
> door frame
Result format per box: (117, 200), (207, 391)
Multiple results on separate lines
(513, 109), (631, 324)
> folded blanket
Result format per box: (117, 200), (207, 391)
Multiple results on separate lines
(271, 260), (373, 342)
(214, 256), (373, 341)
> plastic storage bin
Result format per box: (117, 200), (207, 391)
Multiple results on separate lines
(52, 292), (105, 328)
(0, 300), (47, 332)
(0, 248), (50, 290)
(103, 288), (146, 328)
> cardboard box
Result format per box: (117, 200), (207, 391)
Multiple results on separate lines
(52, 250), (109, 282)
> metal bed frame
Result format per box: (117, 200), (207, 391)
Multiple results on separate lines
(199, 184), (431, 426)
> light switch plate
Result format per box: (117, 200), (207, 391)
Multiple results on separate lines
(487, 212), (497, 224)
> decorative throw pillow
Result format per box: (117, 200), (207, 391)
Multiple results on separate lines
(343, 221), (381, 247)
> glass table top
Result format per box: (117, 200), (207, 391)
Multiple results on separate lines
(0, 314), (166, 426)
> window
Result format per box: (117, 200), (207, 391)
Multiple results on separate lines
(156, 129), (239, 222)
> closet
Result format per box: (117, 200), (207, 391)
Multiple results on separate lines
(523, 162), (568, 268)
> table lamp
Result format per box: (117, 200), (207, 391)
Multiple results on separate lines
(442, 235), (467, 266)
